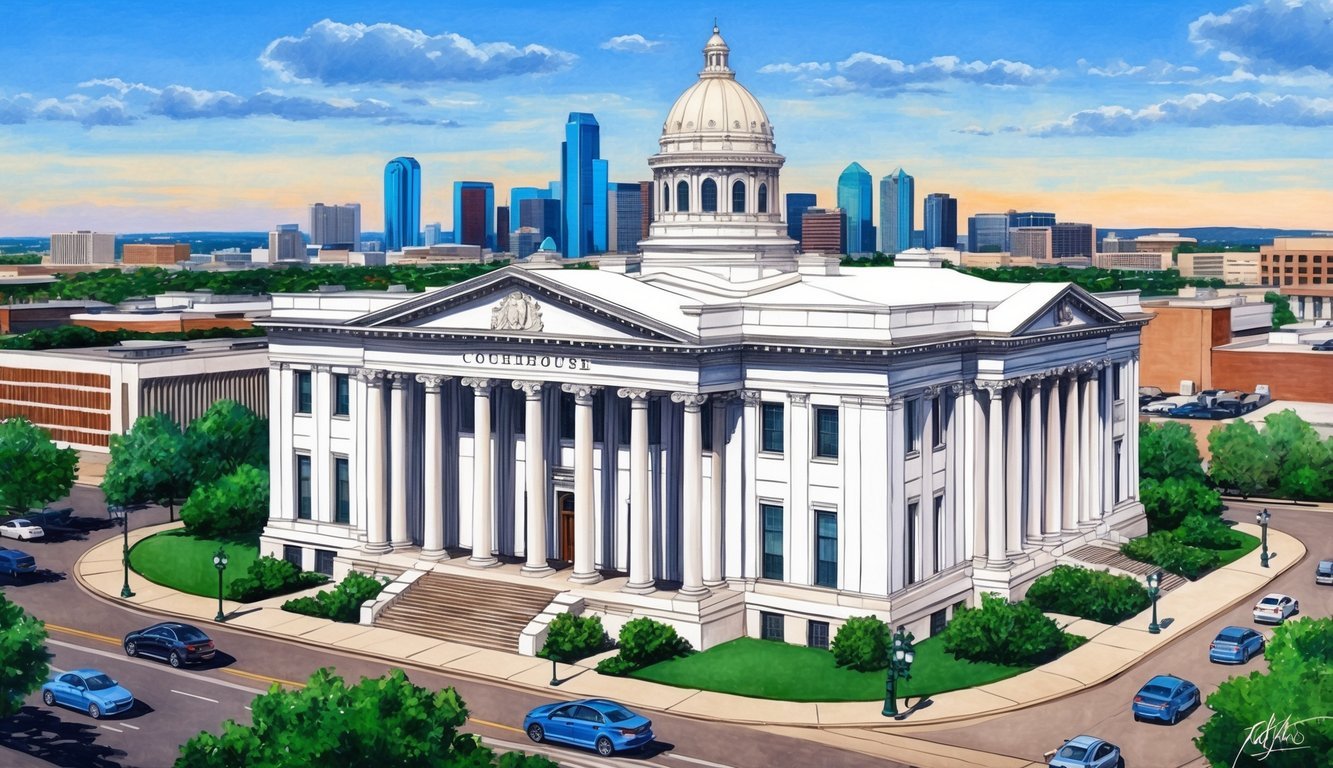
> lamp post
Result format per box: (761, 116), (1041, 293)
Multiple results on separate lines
(1256, 508), (1271, 568)
(1147, 570), (1162, 634)
(107, 505), (134, 599)
(212, 548), (229, 622)
(881, 625), (917, 718)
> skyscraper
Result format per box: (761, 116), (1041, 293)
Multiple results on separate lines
(923, 193), (958, 249)
(561, 113), (606, 258)
(453, 181), (495, 249)
(967, 213), (1009, 252)
(1007, 210), (1056, 229)
(837, 162), (873, 255)
(496, 207), (510, 253)
(268, 224), (305, 261)
(800, 208), (845, 254)
(309, 203), (361, 248)
(785, 193), (817, 241)
(1052, 222), (1095, 259)
(509, 187), (550, 225)
(519, 198), (561, 247)
(384, 157), (421, 252)
(878, 169), (914, 254)
(607, 182), (644, 253)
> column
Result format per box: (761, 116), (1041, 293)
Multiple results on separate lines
(1043, 377), (1063, 541)
(268, 363), (284, 521)
(673, 392), (709, 598)
(515, 381), (552, 576)
(1078, 370), (1094, 526)
(357, 369), (390, 553)
(740, 390), (762, 579)
(619, 389), (654, 593)
(1128, 354), (1141, 498)
(389, 373), (410, 548)
(463, 378), (498, 567)
(564, 384), (602, 584)
(705, 397), (726, 587)
(984, 384), (1008, 568)
(1062, 373), (1080, 533)
(1026, 378), (1044, 543)
(417, 374), (450, 560)
(1004, 383), (1022, 555)
(1088, 364), (1103, 520)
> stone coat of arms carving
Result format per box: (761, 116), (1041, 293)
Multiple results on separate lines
(1056, 300), (1076, 326)
(490, 291), (543, 332)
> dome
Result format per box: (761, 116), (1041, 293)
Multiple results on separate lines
(659, 25), (773, 150)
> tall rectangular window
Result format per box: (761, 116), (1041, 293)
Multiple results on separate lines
(333, 374), (350, 416)
(459, 386), (475, 432)
(295, 371), (312, 414)
(761, 503), (784, 580)
(906, 501), (919, 585)
(904, 399), (921, 453)
(761, 402), (784, 453)
(933, 495), (944, 573)
(760, 612), (784, 642)
(807, 621), (830, 650)
(1112, 363), (1123, 401)
(930, 397), (943, 448)
(333, 457), (349, 524)
(815, 510), (838, 588)
(296, 454), (312, 520)
(814, 407), (839, 459)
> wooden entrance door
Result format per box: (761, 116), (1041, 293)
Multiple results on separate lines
(557, 493), (575, 562)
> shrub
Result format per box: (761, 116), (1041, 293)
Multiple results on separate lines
(1121, 532), (1220, 580)
(226, 556), (328, 602)
(1025, 566), (1151, 624)
(594, 617), (693, 676)
(593, 655), (637, 677)
(538, 613), (608, 663)
(941, 593), (1070, 666)
(179, 465), (269, 538)
(1174, 514), (1244, 551)
(282, 571), (387, 623)
(830, 616), (891, 672)
(1139, 476), (1223, 532)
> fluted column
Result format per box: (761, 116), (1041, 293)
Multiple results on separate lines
(1004, 383), (1023, 555)
(619, 389), (654, 593)
(1077, 370), (1094, 526)
(705, 397), (727, 587)
(1062, 373), (1081, 532)
(1044, 377), (1064, 542)
(418, 374), (451, 560)
(984, 384), (1008, 568)
(1026, 378), (1044, 543)
(674, 392), (709, 598)
(463, 377), (498, 567)
(1088, 364), (1103, 522)
(564, 384), (602, 584)
(357, 369), (391, 553)
(513, 381), (552, 576)
(389, 373), (411, 548)
(1128, 354), (1141, 497)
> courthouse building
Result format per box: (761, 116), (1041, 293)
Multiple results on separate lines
(260, 27), (1147, 649)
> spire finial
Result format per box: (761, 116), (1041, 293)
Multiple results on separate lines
(713, 18), (719, 33)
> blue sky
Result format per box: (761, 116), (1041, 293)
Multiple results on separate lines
(1, 0), (1330, 234)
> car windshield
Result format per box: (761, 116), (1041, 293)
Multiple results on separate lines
(601, 707), (635, 723)
(11, 519), (30, 525)
(1057, 745), (1089, 759)
(177, 628), (210, 642)
(1318, 562), (1333, 574)
(1259, 597), (1280, 606)
(1140, 684), (1172, 697)
(84, 675), (117, 691)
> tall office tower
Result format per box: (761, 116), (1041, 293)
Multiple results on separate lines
(308, 203), (361, 247)
(268, 224), (305, 261)
(424, 223), (442, 246)
(453, 181), (495, 249)
(607, 182), (645, 253)
(384, 157), (422, 251)
(923, 193), (958, 249)
(639, 181), (653, 239)
(496, 207), (510, 252)
(49, 231), (116, 264)
(593, 159), (609, 253)
(967, 213), (1009, 252)
(878, 168), (914, 254)
(509, 187), (551, 228)
(1007, 210), (1056, 229)
(1052, 222), (1095, 259)
(1011, 227), (1053, 260)
(519, 198), (562, 245)
(785, 193), (817, 241)
(548, 180), (562, 200)
(561, 113), (606, 257)
(837, 162), (873, 255)
(512, 227), (543, 260)
(800, 208), (845, 254)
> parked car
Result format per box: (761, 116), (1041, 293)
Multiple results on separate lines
(40, 669), (134, 719)
(1132, 674), (1200, 724)
(0, 519), (44, 541)
(1142, 395), (1194, 414)
(1209, 626), (1265, 664)
(524, 698), (654, 757)
(0, 547), (37, 577)
(1317, 559), (1333, 586)
(1138, 386), (1165, 408)
(1168, 402), (1220, 419)
(1195, 388), (1228, 406)
(1253, 593), (1299, 624)
(123, 622), (216, 667)
(1048, 735), (1123, 768)
(1312, 339), (1333, 351)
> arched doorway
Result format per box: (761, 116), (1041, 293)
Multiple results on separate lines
(557, 492), (575, 562)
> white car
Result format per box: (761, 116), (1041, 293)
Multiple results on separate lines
(0, 519), (45, 541)
(1142, 395), (1194, 415)
(1253, 593), (1299, 624)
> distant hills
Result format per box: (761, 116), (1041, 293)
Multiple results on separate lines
(1094, 227), (1324, 245)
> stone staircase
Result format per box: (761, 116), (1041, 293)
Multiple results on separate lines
(1064, 543), (1188, 591)
(374, 572), (561, 651)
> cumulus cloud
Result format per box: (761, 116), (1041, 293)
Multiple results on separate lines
(1189, 0), (1333, 72)
(1033, 92), (1333, 136)
(600, 34), (662, 53)
(149, 85), (409, 121)
(0, 93), (136, 127)
(758, 61), (830, 75)
(78, 78), (162, 96)
(259, 19), (575, 84)
(1077, 58), (1201, 81)
(765, 52), (1055, 95)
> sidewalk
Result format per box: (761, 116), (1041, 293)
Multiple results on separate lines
(73, 522), (1302, 765)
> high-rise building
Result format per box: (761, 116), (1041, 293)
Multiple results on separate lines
(639, 181), (653, 240)
(967, 213), (1009, 253)
(837, 162), (873, 255)
(496, 207), (510, 253)
(268, 224), (305, 262)
(785, 193), (817, 241)
(309, 203), (361, 247)
(49, 231), (115, 265)
(878, 169), (914, 254)
(607, 182), (644, 253)
(509, 187), (550, 228)
(548, 180), (562, 200)
(800, 208), (845, 254)
(519, 198), (561, 246)
(593, 159), (609, 253)
(1010, 227), (1053, 261)
(453, 181), (495, 249)
(511, 227), (543, 260)
(384, 157), (422, 251)
(561, 113), (606, 258)
(424, 223), (443, 246)
(923, 193), (958, 249)
(122, 243), (191, 265)
(1052, 223), (1095, 259)
(1007, 210), (1056, 229)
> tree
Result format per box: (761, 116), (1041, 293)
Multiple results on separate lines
(0, 593), (51, 718)
(1139, 476), (1223, 531)
(1261, 409), (1320, 469)
(1207, 420), (1277, 498)
(179, 465), (270, 538)
(185, 400), (268, 484)
(176, 668), (559, 768)
(0, 418), (78, 513)
(1139, 421), (1206, 482)
(1263, 291), (1298, 329)
(1260, 410), (1333, 501)
(103, 412), (194, 521)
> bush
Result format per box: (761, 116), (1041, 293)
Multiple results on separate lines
(830, 616), (891, 672)
(179, 465), (269, 538)
(593, 655), (638, 677)
(1025, 566), (1151, 625)
(226, 556), (328, 602)
(1139, 475), (1224, 532)
(538, 613), (608, 663)
(941, 593), (1071, 666)
(1121, 532), (1220, 580)
(594, 617), (693, 676)
(1174, 514), (1245, 551)
(282, 571), (387, 623)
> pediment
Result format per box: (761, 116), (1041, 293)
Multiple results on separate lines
(1013, 286), (1123, 335)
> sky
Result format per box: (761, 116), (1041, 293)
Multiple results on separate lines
(1, 0), (1330, 235)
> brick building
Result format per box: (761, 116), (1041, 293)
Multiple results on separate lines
(122, 243), (191, 265)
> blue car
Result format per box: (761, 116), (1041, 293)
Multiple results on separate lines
(41, 669), (134, 719)
(1132, 674), (1200, 725)
(0, 546), (37, 577)
(1048, 735), (1123, 768)
(1209, 626), (1265, 664)
(524, 698), (654, 757)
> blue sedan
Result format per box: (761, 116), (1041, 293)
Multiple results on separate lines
(1132, 674), (1200, 725)
(40, 669), (134, 719)
(1209, 626), (1265, 664)
(1048, 734), (1123, 768)
(524, 698), (654, 757)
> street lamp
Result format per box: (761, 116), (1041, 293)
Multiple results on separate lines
(881, 625), (917, 718)
(1256, 508), (1271, 568)
(107, 505), (134, 599)
(1147, 570), (1162, 634)
(212, 548), (229, 622)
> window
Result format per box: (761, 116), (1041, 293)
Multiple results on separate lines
(662, 182), (670, 212)
(930, 608), (947, 637)
(761, 402), (784, 453)
(283, 545), (302, 569)
(559, 391), (575, 440)
(761, 503), (783, 580)
(1112, 363), (1122, 401)
(906, 501), (919, 585)
(701, 178), (718, 212)
(933, 495), (944, 573)
(676, 180), (690, 212)
(459, 386), (475, 432)
(701, 404), (713, 451)
(296, 454), (312, 520)
(757, 183), (768, 213)
(904, 399), (921, 453)
(333, 457), (350, 524)
(731, 180), (746, 213)
(314, 549), (335, 576)
(295, 370), (312, 414)
(333, 373), (350, 416)
(815, 510), (837, 588)
(807, 621), (829, 649)
(814, 407), (839, 459)
(760, 611), (784, 641)
(930, 396), (945, 448)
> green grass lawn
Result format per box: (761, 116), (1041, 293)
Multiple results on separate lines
(1216, 530), (1262, 568)
(128, 529), (259, 598)
(629, 636), (1029, 702)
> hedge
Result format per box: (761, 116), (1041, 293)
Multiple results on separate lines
(282, 571), (387, 623)
(1025, 565), (1151, 624)
(226, 556), (328, 602)
(595, 618), (693, 676)
(941, 593), (1080, 666)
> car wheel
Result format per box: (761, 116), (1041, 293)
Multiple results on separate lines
(1116, 758), (1125, 768)
(527, 724), (544, 743)
(42, 690), (55, 706)
(169, 651), (182, 668)
(1170, 708), (1180, 725)
(88, 703), (101, 720)
(595, 736), (615, 757)
(1133, 713), (1141, 722)
(125, 641), (137, 657)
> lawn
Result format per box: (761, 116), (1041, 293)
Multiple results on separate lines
(129, 529), (259, 598)
(1216, 531), (1261, 568)
(630, 636), (1029, 702)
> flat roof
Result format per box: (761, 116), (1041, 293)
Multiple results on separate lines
(0, 336), (268, 362)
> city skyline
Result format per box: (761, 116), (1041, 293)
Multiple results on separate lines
(1, 0), (1329, 235)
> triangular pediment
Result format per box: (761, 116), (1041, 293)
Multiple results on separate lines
(1013, 285), (1124, 335)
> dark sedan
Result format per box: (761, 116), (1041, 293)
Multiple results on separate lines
(123, 622), (216, 667)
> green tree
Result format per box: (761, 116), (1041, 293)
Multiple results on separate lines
(1261, 409), (1319, 469)
(1263, 291), (1298, 329)
(185, 400), (268, 484)
(1139, 476), (1223, 531)
(176, 667), (559, 768)
(0, 418), (79, 513)
(1139, 422), (1205, 482)
(1207, 420), (1277, 498)
(179, 465), (270, 538)
(0, 593), (51, 718)
(538, 612), (607, 664)
(103, 412), (194, 521)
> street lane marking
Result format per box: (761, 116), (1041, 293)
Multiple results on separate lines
(100, 725), (123, 733)
(469, 717), (524, 734)
(46, 623), (121, 646)
(171, 689), (220, 704)
(667, 754), (736, 768)
(222, 667), (305, 689)
(47, 639), (266, 697)
(119, 723), (140, 730)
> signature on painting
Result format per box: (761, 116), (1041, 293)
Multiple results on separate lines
(1234, 713), (1329, 765)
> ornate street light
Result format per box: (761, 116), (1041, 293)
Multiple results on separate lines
(1256, 508), (1271, 568)
(1147, 570), (1162, 634)
(881, 625), (917, 718)
(107, 505), (134, 599)
(213, 548), (229, 622)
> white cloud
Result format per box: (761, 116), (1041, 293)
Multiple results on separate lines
(0, 93), (136, 127)
(1078, 58), (1201, 81)
(766, 52), (1055, 95)
(1189, 0), (1333, 72)
(1033, 91), (1333, 136)
(77, 78), (162, 96)
(758, 62), (830, 75)
(600, 34), (662, 53)
(954, 125), (993, 136)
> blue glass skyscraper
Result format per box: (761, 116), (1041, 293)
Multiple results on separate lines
(837, 162), (874, 255)
(878, 168), (914, 254)
(561, 113), (606, 258)
(384, 156), (421, 251)
(453, 181), (495, 249)
(1008, 210), (1056, 228)
(968, 213), (1009, 252)
(924, 193), (958, 249)
(785, 193), (817, 241)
